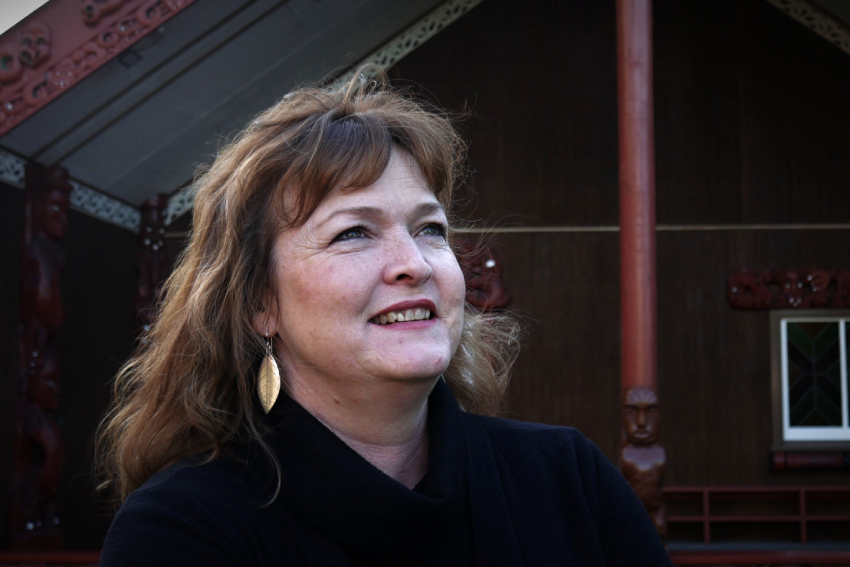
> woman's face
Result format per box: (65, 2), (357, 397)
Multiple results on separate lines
(264, 150), (466, 391)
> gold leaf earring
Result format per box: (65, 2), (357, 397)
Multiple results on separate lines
(258, 332), (280, 413)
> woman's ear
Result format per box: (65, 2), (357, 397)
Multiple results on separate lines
(251, 292), (279, 337)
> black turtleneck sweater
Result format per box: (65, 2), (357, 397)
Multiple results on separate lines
(100, 381), (671, 566)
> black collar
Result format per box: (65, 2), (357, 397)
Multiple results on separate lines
(263, 379), (470, 564)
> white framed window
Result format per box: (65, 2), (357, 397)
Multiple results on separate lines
(773, 312), (850, 443)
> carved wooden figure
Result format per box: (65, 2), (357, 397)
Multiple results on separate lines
(728, 269), (850, 309)
(9, 166), (71, 548)
(455, 241), (510, 310)
(135, 194), (169, 336)
(620, 386), (667, 540)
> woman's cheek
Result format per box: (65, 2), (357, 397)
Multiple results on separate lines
(449, 255), (467, 304)
(442, 255), (467, 339)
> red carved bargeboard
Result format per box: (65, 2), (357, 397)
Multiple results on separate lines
(728, 269), (850, 309)
(0, 0), (197, 138)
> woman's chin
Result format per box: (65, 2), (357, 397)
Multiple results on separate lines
(371, 349), (452, 383)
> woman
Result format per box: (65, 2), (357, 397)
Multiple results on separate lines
(97, 69), (671, 566)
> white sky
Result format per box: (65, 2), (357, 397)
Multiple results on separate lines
(0, 0), (51, 37)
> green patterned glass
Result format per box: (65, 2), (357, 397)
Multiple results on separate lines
(786, 321), (842, 427)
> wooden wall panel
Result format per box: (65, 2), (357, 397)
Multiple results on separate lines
(396, 0), (850, 491)
(57, 210), (137, 549)
(490, 228), (850, 486)
(0, 186), (24, 549)
(0, 192), (136, 549)
(488, 232), (622, 460)
(654, 0), (743, 225)
(392, 0), (620, 227)
(658, 229), (850, 487)
(395, 0), (850, 229)
(655, 0), (850, 226)
(735, 0), (850, 224)
(490, 227), (850, 486)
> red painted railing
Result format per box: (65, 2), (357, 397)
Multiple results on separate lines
(664, 485), (850, 545)
(1, 487), (848, 566)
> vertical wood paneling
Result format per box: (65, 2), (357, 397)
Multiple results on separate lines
(491, 232), (622, 460)
(392, 0), (620, 226)
(735, 0), (850, 223)
(396, 0), (850, 488)
(0, 186), (24, 549)
(658, 230), (850, 486)
(654, 0), (743, 225)
(57, 211), (138, 548)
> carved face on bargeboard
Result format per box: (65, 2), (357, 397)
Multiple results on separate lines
(623, 386), (660, 445)
(18, 23), (51, 68)
(37, 188), (71, 239)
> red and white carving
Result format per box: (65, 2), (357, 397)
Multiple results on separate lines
(728, 269), (850, 309)
(0, 0), (196, 135)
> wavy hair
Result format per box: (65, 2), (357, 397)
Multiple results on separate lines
(96, 68), (520, 503)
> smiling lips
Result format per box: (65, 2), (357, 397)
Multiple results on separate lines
(370, 308), (433, 325)
(370, 300), (437, 326)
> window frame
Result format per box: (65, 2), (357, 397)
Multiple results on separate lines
(770, 308), (850, 451)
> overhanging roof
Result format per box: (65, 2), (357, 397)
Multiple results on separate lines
(0, 0), (455, 211)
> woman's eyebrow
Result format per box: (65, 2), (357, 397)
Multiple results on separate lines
(316, 202), (445, 228)
(314, 206), (383, 230)
(412, 202), (446, 218)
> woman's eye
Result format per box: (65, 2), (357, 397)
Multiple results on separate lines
(421, 223), (446, 237)
(333, 227), (366, 242)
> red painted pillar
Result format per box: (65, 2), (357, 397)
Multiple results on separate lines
(616, 0), (667, 541)
(617, 0), (656, 393)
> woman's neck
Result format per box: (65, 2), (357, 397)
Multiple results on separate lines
(284, 373), (433, 489)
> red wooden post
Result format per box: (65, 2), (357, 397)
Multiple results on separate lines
(617, 0), (657, 393)
(616, 0), (667, 541)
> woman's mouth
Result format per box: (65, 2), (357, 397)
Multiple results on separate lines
(370, 309), (433, 325)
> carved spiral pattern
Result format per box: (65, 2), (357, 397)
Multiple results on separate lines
(0, 0), (196, 138)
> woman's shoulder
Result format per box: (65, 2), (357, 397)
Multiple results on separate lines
(462, 412), (601, 466)
(137, 451), (271, 498)
(100, 454), (276, 566)
(121, 452), (275, 518)
(460, 414), (619, 523)
(461, 413), (672, 566)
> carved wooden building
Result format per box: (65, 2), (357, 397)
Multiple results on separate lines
(0, 0), (849, 565)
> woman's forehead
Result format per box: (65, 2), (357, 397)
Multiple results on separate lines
(307, 151), (443, 223)
(275, 147), (447, 229)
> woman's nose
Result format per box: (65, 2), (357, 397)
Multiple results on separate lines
(383, 233), (433, 285)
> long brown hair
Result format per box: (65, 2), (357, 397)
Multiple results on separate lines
(96, 68), (520, 503)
